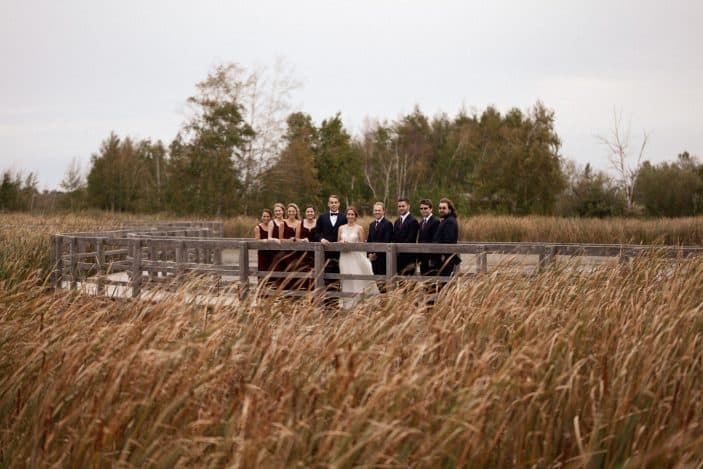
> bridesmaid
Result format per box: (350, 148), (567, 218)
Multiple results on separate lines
(269, 203), (286, 277)
(254, 209), (273, 276)
(296, 204), (317, 243)
(281, 203), (301, 279)
(296, 205), (317, 288)
(283, 203), (301, 241)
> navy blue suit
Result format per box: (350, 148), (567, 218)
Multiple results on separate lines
(393, 214), (420, 275)
(418, 214), (440, 274)
(431, 213), (461, 276)
(367, 217), (393, 275)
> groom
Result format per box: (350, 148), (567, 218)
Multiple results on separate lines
(312, 194), (347, 276)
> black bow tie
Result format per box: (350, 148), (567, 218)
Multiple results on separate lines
(331, 212), (339, 216)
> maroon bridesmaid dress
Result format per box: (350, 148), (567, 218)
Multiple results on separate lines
(279, 221), (298, 271)
(256, 224), (272, 274)
(298, 223), (316, 269)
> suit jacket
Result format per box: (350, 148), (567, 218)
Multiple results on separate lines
(312, 211), (347, 274)
(312, 211), (347, 244)
(367, 217), (393, 275)
(393, 214), (420, 274)
(417, 215), (440, 274)
(431, 213), (461, 273)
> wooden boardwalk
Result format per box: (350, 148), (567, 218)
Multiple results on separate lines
(50, 221), (703, 300)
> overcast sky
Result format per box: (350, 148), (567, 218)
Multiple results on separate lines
(1, 0), (701, 190)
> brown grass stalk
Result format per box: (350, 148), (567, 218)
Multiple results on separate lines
(1, 213), (703, 466)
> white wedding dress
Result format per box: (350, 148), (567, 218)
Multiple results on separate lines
(339, 224), (379, 309)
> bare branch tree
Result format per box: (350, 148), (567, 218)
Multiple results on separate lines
(361, 119), (395, 206)
(597, 109), (649, 211)
(187, 59), (301, 214)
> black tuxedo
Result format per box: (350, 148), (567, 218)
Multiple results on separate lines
(417, 214), (440, 274)
(431, 213), (461, 276)
(367, 217), (393, 275)
(392, 214), (420, 275)
(312, 211), (347, 273)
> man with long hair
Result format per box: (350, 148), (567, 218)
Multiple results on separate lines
(431, 197), (461, 276)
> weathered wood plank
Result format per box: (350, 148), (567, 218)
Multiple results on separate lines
(238, 241), (249, 298)
(131, 238), (142, 297)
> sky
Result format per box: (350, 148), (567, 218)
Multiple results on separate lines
(1, 0), (701, 190)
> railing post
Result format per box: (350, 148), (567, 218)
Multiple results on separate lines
(214, 241), (223, 266)
(51, 235), (63, 288)
(386, 243), (397, 290)
(69, 237), (78, 290)
(131, 238), (142, 298)
(476, 247), (487, 274)
(239, 241), (249, 299)
(96, 238), (105, 295)
(149, 240), (158, 281)
(314, 244), (325, 293)
(538, 245), (557, 273)
(197, 229), (205, 263)
(176, 240), (185, 276)
(619, 246), (630, 265)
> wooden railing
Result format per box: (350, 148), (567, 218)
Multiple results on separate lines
(50, 222), (703, 299)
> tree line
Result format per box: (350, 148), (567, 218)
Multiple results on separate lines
(2, 62), (701, 218)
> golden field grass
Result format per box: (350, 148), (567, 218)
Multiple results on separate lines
(1, 213), (703, 466)
(3, 210), (700, 243)
(225, 214), (703, 245)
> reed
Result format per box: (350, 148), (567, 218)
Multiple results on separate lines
(1, 213), (703, 466)
(227, 214), (703, 244)
(460, 215), (703, 244)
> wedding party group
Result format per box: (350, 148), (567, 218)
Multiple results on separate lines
(253, 194), (461, 308)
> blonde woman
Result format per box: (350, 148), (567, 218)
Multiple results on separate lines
(276, 203), (301, 276)
(269, 203), (286, 241)
(269, 203), (286, 278)
(295, 205), (317, 287)
(283, 203), (300, 240)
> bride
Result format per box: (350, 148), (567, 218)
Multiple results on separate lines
(338, 206), (380, 309)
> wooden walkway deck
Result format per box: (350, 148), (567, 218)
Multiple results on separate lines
(50, 221), (703, 301)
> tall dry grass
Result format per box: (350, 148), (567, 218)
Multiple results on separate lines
(1, 213), (703, 466)
(0, 212), (139, 287)
(4, 211), (701, 244)
(460, 215), (703, 244)
(227, 214), (703, 244)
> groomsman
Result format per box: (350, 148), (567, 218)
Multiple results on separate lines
(367, 202), (394, 275)
(312, 194), (347, 274)
(392, 197), (420, 275)
(431, 197), (461, 277)
(417, 199), (440, 275)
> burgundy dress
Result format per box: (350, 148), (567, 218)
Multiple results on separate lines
(298, 223), (316, 269)
(271, 222), (282, 271)
(256, 224), (272, 273)
(278, 221), (298, 271)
